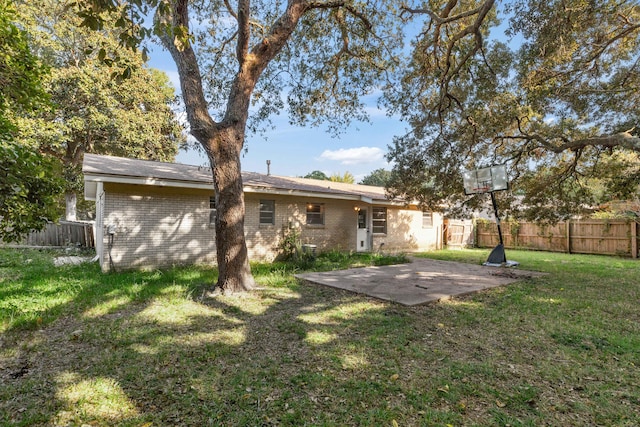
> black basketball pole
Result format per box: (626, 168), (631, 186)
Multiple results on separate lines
(486, 191), (507, 264)
(463, 165), (516, 266)
(491, 191), (503, 246)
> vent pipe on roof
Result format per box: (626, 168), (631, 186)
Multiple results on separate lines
(266, 160), (271, 176)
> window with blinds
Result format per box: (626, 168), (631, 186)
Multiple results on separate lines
(306, 203), (324, 225)
(372, 207), (387, 234)
(259, 200), (275, 225)
(422, 211), (433, 228)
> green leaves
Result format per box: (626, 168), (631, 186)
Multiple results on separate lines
(385, 0), (640, 221)
(0, 0), (59, 241)
(10, 0), (185, 223)
(0, 0), (49, 121)
(0, 141), (64, 242)
(79, 13), (103, 30)
(359, 169), (391, 186)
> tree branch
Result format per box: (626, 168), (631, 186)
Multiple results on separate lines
(223, 0), (238, 20)
(500, 129), (640, 153)
(400, 0), (495, 113)
(156, 0), (216, 145)
(237, 0), (250, 65)
(307, 0), (372, 30)
(401, 1), (491, 26)
(439, 0), (495, 108)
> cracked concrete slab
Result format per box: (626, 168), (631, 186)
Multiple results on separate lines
(295, 257), (545, 306)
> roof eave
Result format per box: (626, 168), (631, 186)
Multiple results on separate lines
(83, 173), (214, 191)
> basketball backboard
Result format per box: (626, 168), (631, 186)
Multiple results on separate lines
(463, 165), (508, 195)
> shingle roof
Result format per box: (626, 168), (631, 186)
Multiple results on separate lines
(83, 153), (393, 203)
(83, 153), (213, 185)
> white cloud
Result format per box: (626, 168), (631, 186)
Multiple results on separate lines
(364, 105), (389, 118)
(319, 146), (385, 165)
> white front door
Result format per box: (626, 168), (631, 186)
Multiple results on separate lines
(356, 208), (370, 252)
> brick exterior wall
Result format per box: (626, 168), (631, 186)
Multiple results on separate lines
(101, 184), (216, 271)
(244, 194), (358, 260)
(100, 183), (443, 271)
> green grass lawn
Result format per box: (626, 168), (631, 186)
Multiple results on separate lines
(1, 248), (638, 426)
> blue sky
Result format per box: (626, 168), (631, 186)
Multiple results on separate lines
(146, 46), (403, 182)
(141, 2), (523, 182)
(145, 7), (518, 182)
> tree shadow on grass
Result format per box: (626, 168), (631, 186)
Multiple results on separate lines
(1, 248), (454, 425)
(1, 248), (639, 426)
(0, 248), (216, 331)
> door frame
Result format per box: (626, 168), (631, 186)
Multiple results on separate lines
(356, 207), (371, 252)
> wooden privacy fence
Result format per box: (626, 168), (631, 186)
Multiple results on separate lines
(3, 221), (95, 248)
(476, 219), (639, 258)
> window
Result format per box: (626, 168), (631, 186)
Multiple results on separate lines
(306, 203), (324, 225)
(372, 207), (387, 234)
(209, 196), (217, 225)
(422, 211), (433, 228)
(357, 209), (367, 229)
(259, 200), (275, 225)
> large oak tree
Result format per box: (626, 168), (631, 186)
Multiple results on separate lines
(15, 0), (185, 221)
(80, 0), (402, 293)
(384, 0), (640, 221)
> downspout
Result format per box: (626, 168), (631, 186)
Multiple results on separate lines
(92, 182), (105, 268)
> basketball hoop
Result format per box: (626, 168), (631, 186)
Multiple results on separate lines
(463, 165), (508, 195)
(462, 165), (519, 267)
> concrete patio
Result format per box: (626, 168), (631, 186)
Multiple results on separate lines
(295, 257), (545, 306)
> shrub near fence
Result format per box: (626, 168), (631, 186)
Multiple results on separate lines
(476, 219), (639, 258)
(1, 221), (95, 248)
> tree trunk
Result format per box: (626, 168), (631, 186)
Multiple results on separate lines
(65, 191), (77, 221)
(157, 0), (310, 293)
(208, 126), (255, 294)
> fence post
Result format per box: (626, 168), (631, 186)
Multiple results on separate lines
(632, 221), (638, 259)
(85, 224), (91, 248)
(474, 219), (478, 248)
(566, 221), (571, 254)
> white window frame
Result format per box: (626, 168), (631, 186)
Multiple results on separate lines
(306, 203), (325, 225)
(259, 199), (275, 225)
(372, 207), (387, 234)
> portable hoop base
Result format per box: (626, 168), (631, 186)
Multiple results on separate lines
(487, 243), (506, 264)
(483, 244), (520, 267)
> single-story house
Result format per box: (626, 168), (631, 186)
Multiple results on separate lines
(83, 154), (444, 272)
